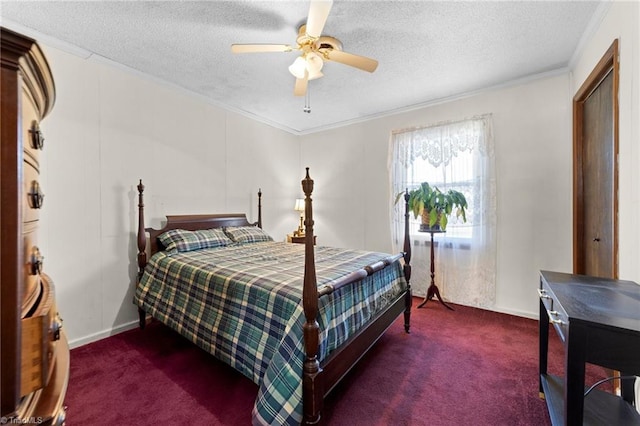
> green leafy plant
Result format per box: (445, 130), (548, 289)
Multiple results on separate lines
(395, 182), (467, 231)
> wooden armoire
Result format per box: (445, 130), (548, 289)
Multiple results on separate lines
(1, 28), (69, 425)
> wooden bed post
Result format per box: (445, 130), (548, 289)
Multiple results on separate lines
(137, 179), (147, 329)
(257, 188), (262, 228)
(403, 189), (412, 333)
(301, 168), (322, 424)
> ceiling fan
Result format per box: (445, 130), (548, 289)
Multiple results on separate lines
(231, 0), (378, 97)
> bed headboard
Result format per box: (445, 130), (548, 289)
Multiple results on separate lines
(147, 213), (257, 255)
(136, 180), (262, 276)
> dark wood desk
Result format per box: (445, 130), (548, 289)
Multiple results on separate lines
(417, 229), (453, 310)
(538, 270), (640, 425)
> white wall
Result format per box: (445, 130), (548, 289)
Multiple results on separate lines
(570, 0), (640, 283)
(301, 74), (573, 318)
(38, 46), (300, 347)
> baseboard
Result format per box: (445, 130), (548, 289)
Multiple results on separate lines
(489, 305), (538, 320)
(68, 320), (140, 349)
(413, 295), (539, 321)
(68, 305), (539, 350)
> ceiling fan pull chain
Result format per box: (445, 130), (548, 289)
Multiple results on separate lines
(304, 86), (311, 113)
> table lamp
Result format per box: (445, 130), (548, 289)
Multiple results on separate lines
(294, 198), (305, 236)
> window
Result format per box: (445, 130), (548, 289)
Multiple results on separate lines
(406, 147), (475, 240)
(389, 115), (497, 308)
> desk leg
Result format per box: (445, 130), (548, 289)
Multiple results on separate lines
(621, 371), (636, 404)
(539, 299), (549, 398)
(565, 326), (587, 426)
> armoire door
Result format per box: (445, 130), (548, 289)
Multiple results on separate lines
(573, 39), (618, 279)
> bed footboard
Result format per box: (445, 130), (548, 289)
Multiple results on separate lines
(300, 169), (412, 424)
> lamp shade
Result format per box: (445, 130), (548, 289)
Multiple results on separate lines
(307, 69), (324, 81)
(288, 57), (307, 79)
(289, 53), (325, 80)
(294, 199), (305, 212)
(305, 52), (324, 74)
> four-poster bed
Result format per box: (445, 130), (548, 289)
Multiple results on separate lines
(134, 168), (412, 425)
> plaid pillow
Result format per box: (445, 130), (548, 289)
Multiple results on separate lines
(224, 226), (273, 244)
(159, 228), (232, 252)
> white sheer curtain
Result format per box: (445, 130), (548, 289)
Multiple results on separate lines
(389, 115), (497, 308)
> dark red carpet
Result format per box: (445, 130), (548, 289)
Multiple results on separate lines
(65, 299), (607, 425)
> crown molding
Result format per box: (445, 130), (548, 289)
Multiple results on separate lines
(294, 67), (570, 136)
(568, 1), (613, 70)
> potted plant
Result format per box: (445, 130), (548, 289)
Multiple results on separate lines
(395, 182), (467, 231)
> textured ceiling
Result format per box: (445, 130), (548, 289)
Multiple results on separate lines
(1, 1), (603, 134)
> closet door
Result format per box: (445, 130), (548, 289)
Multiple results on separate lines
(573, 39), (618, 279)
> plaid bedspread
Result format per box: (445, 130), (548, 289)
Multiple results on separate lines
(135, 241), (406, 425)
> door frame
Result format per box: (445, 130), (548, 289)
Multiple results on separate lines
(572, 39), (619, 277)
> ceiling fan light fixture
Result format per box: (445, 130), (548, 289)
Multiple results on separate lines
(288, 56), (308, 79)
(308, 69), (324, 80)
(232, 0), (377, 98)
(289, 52), (324, 80)
(305, 51), (324, 73)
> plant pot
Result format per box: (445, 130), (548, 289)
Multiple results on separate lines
(419, 223), (441, 232)
(420, 209), (442, 232)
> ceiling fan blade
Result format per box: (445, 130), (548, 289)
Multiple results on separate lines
(231, 44), (293, 53)
(305, 0), (333, 38)
(294, 71), (309, 96)
(326, 50), (378, 73)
